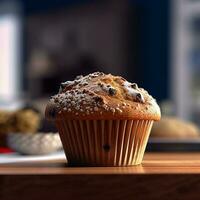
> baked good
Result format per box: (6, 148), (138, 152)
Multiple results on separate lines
(0, 111), (15, 147)
(0, 109), (41, 147)
(14, 109), (41, 133)
(0, 109), (41, 134)
(46, 72), (161, 166)
(151, 117), (199, 139)
(0, 111), (15, 134)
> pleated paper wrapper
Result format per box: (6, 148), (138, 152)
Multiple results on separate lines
(56, 119), (153, 166)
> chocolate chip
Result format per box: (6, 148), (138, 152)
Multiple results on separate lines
(54, 97), (59, 103)
(98, 82), (103, 87)
(131, 83), (138, 89)
(108, 88), (117, 96)
(136, 93), (143, 102)
(82, 82), (88, 86)
(103, 144), (110, 152)
(93, 96), (104, 104)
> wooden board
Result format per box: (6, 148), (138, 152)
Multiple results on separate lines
(1, 153), (200, 200)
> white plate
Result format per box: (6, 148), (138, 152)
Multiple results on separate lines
(7, 132), (63, 155)
(0, 151), (65, 164)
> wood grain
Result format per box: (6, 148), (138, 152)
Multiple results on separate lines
(1, 153), (200, 200)
(1, 153), (200, 174)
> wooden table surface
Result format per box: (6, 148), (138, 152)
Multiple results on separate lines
(1, 152), (200, 174)
(1, 153), (200, 200)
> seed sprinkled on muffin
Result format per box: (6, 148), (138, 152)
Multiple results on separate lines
(46, 72), (159, 120)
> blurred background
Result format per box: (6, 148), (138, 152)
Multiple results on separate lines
(1, 0), (200, 155)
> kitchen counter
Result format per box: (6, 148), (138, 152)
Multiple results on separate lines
(1, 153), (200, 200)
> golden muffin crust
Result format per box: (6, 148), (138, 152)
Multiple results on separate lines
(45, 72), (161, 120)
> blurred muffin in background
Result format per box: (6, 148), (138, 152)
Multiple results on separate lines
(0, 111), (16, 147)
(151, 117), (199, 139)
(0, 109), (41, 134)
(15, 109), (41, 133)
(0, 111), (15, 134)
(0, 109), (41, 147)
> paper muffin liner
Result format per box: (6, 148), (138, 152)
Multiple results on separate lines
(56, 119), (153, 166)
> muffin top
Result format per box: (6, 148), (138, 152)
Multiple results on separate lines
(45, 72), (161, 120)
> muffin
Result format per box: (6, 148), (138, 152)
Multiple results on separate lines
(0, 109), (41, 134)
(151, 117), (199, 139)
(45, 72), (161, 166)
(14, 109), (41, 133)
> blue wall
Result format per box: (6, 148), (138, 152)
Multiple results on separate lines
(129, 0), (170, 101)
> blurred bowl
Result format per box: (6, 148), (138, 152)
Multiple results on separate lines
(7, 133), (62, 155)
